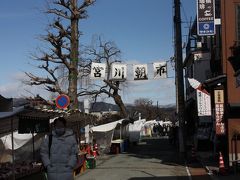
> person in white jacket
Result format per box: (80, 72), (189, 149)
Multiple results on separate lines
(40, 117), (78, 180)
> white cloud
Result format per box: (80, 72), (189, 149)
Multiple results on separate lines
(10, 72), (27, 80)
(0, 81), (49, 99)
(0, 70), (176, 106)
(0, 72), (49, 99)
(121, 78), (176, 105)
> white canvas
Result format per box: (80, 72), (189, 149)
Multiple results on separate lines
(111, 63), (127, 80)
(133, 64), (148, 80)
(90, 62), (106, 79)
(153, 62), (167, 79)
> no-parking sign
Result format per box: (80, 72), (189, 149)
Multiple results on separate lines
(56, 94), (70, 109)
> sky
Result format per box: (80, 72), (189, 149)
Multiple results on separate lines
(0, 0), (196, 106)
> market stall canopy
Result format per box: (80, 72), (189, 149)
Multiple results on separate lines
(0, 95), (13, 112)
(91, 119), (125, 132)
(0, 106), (24, 119)
(0, 106), (66, 137)
(0, 131), (36, 150)
(143, 120), (158, 127)
(129, 119), (146, 142)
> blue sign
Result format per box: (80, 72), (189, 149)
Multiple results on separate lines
(56, 94), (70, 109)
(197, 0), (215, 36)
(198, 21), (215, 36)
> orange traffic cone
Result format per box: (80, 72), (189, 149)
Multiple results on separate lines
(219, 152), (226, 175)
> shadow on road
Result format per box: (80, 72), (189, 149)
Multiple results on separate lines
(128, 174), (211, 180)
(126, 138), (186, 166)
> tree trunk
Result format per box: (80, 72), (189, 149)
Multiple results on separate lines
(68, 0), (79, 109)
(113, 94), (128, 118)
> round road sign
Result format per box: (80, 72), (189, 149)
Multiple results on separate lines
(56, 94), (70, 109)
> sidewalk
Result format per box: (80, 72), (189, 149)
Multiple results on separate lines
(195, 151), (240, 180)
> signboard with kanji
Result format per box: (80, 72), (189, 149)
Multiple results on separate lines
(197, 89), (211, 116)
(111, 63), (127, 81)
(153, 62), (167, 79)
(214, 90), (224, 103)
(18, 116), (50, 133)
(197, 0), (215, 36)
(90, 62), (106, 79)
(214, 90), (225, 135)
(133, 64), (148, 80)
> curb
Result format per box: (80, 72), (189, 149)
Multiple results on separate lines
(185, 162), (192, 180)
(185, 156), (214, 180)
(198, 157), (214, 175)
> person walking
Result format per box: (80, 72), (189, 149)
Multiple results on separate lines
(40, 117), (78, 180)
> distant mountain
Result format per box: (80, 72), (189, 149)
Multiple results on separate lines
(158, 104), (176, 108)
(13, 98), (29, 107)
(79, 101), (119, 112)
(125, 103), (176, 109)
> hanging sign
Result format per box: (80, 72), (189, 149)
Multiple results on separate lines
(18, 116), (50, 133)
(90, 62), (106, 79)
(214, 90), (225, 135)
(111, 63), (127, 81)
(197, 89), (211, 116)
(133, 64), (148, 80)
(153, 62), (167, 79)
(197, 0), (215, 36)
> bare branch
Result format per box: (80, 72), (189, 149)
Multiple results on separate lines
(49, 18), (71, 40)
(25, 72), (55, 86)
(47, 8), (71, 19)
(36, 28), (71, 69)
(54, 0), (73, 14)
(78, 0), (95, 19)
(103, 79), (120, 92)
(78, 88), (112, 98)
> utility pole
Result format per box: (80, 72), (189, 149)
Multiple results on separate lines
(174, 0), (185, 154)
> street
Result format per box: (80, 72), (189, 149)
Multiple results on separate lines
(76, 138), (190, 180)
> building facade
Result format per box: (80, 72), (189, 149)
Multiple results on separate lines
(184, 0), (240, 167)
(221, 0), (240, 166)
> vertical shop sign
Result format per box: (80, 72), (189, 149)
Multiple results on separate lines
(197, 89), (211, 116)
(197, 0), (215, 36)
(214, 90), (225, 135)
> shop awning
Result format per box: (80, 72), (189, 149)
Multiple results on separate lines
(203, 74), (227, 88)
(0, 131), (37, 150)
(0, 95), (13, 112)
(91, 119), (125, 132)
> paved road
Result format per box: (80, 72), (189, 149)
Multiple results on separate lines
(75, 138), (190, 180)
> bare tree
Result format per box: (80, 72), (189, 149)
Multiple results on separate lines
(134, 98), (154, 120)
(78, 37), (128, 117)
(133, 98), (175, 121)
(25, 0), (95, 109)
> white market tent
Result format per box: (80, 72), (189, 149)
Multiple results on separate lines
(0, 131), (36, 150)
(128, 119), (146, 142)
(90, 119), (125, 132)
(89, 119), (125, 153)
(143, 120), (158, 127)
